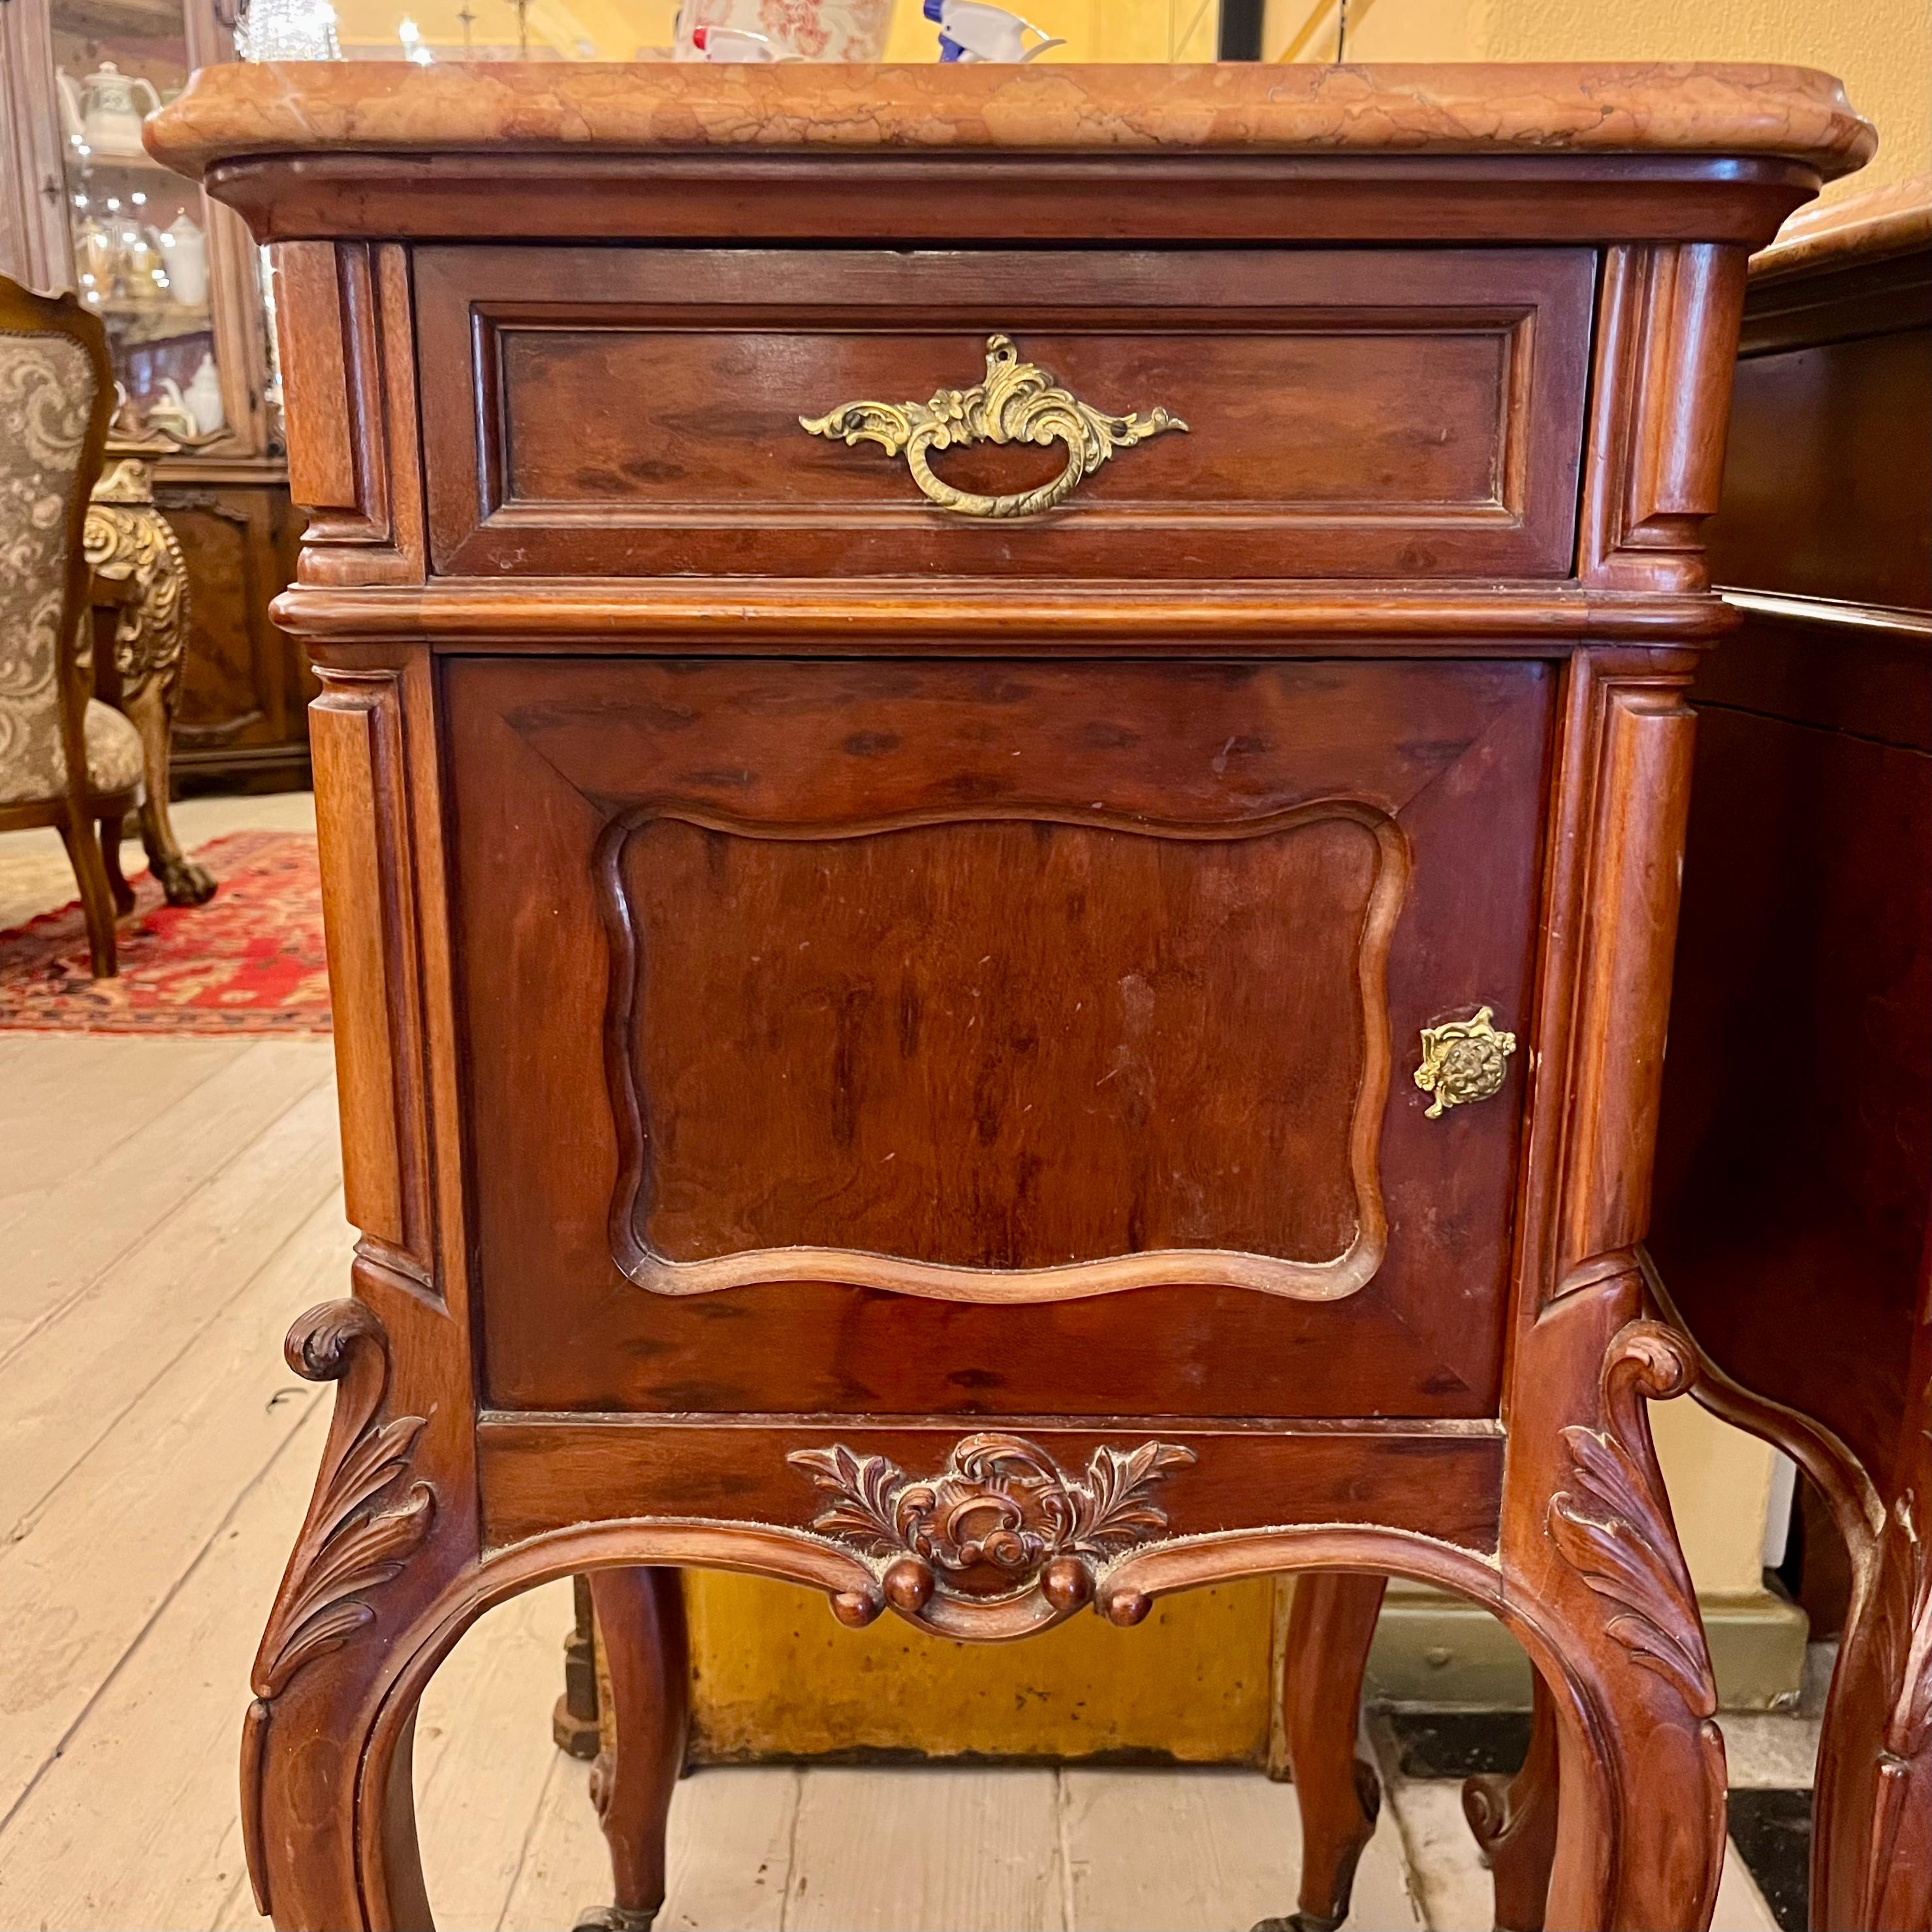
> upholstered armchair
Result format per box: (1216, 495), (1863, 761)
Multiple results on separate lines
(0, 276), (145, 977)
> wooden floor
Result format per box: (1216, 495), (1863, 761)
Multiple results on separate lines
(0, 797), (1781, 1932)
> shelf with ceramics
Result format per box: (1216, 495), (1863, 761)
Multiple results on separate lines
(55, 42), (230, 441)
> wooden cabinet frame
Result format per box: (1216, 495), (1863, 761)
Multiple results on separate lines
(145, 60), (1878, 1932)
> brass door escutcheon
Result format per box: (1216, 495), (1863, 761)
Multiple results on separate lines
(799, 332), (1186, 520)
(1414, 1006), (1518, 1117)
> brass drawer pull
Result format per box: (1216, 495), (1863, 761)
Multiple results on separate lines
(800, 332), (1186, 520)
(1415, 1006), (1518, 1117)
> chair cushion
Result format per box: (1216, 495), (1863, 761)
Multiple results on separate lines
(0, 699), (142, 806)
(83, 697), (144, 798)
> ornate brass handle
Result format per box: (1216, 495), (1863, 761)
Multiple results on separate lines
(800, 333), (1186, 520)
(1415, 1006), (1518, 1118)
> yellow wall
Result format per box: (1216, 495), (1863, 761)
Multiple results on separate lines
(687, 1574), (1275, 1764)
(1267, 0), (1929, 198)
(883, 0), (1219, 59)
(336, 0), (1218, 61)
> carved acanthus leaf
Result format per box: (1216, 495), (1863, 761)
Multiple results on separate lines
(786, 1443), (905, 1556)
(1547, 1320), (1715, 1718)
(253, 1300), (435, 1699)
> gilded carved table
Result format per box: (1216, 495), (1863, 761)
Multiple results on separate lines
(147, 59), (1873, 1932)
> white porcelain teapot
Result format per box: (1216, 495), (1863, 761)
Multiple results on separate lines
(55, 62), (162, 160)
(159, 213), (208, 306)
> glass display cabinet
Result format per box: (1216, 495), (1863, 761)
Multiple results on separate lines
(0, 0), (311, 790)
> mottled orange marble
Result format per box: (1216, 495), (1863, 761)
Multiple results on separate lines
(1754, 170), (1930, 279)
(146, 61), (1875, 181)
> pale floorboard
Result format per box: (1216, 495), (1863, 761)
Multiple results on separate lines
(497, 1750), (620, 1932)
(1062, 1764), (1420, 1932)
(0, 1037), (242, 1209)
(787, 1766), (1067, 1932)
(0, 1039), (337, 1365)
(656, 1767), (801, 1932)
(0, 1077), (341, 1544)
(0, 1183), (349, 1819)
(0, 1404), (328, 1932)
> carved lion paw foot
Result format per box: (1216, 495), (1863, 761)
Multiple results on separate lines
(153, 854), (217, 906)
(573, 1908), (657, 1931)
(1250, 1914), (1344, 1932)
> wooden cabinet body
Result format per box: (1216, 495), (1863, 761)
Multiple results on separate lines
(148, 61), (1875, 1932)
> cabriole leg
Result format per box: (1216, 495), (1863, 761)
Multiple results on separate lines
(1463, 1672), (1560, 1932)
(125, 679), (216, 906)
(576, 1568), (691, 1932)
(1256, 1571), (1388, 1932)
(1506, 1310), (1728, 1931)
(242, 1298), (465, 1931)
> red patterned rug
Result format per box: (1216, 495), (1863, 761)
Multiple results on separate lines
(0, 829), (332, 1036)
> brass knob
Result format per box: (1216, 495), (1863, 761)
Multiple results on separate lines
(800, 333), (1185, 520)
(1414, 1006), (1518, 1118)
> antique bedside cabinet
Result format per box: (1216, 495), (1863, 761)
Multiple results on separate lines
(147, 61), (1871, 1932)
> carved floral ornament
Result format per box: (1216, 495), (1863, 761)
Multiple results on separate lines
(788, 1432), (1195, 1630)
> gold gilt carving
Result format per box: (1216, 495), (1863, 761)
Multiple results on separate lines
(1415, 1005), (1518, 1118)
(83, 452), (215, 905)
(800, 333), (1186, 519)
(84, 456), (191, 695)
(789, 1433), (1195, 1624)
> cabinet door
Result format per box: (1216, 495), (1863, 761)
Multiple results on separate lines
(447, 654), (1551, 1423)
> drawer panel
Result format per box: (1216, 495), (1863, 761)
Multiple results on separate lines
(447, 654), (1552, 1419)
(417, 246), (1594, 580)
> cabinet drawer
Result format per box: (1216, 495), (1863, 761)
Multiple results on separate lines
(417, 246), (1594, 581)
(447, 654), (1551, 1421)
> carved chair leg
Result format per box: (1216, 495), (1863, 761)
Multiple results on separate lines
(1464, 1671), (1560, 1932)
(576, 1567), (689, 1932)
(58, 813), (119, 977)
(1255, 1572), (1388, 1932)
(99, 812), (136, 914)
(124, 680), (215, 906)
